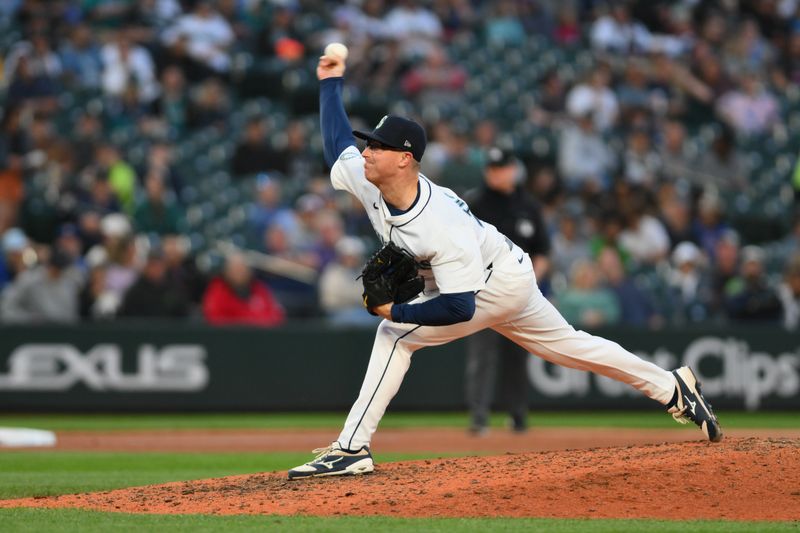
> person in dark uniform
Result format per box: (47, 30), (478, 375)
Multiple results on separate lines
(464, 147), (551, 434)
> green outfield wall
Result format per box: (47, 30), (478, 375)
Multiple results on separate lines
(0, 323), (797, 411)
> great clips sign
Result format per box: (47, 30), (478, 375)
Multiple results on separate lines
(528, 335), (800, 410)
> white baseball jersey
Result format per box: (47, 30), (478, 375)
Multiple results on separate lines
(331, 145), (517, 296)
(330, 144), (677, 451)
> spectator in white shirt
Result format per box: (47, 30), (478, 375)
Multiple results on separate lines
(101, 29), (159, 104)
(315, 0), (401, 91)
(385, 0), (442, 60)
(558, 110), (616, 193)
(590, 3), (652, 55)
(331, 0), (396, 45)
(619, 195), (670, 266)
(566, 65), (619, 133)
(162, 0), (234, 77)
(4, 33), (62, 85)
(716, 73), (780, 136)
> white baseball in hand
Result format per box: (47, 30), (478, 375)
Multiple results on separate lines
(324, 42), (349, 61)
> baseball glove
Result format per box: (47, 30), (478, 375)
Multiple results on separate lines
(360, 241), (424, 314)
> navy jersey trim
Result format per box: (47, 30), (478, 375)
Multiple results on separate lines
(346, 325), (422, 450)
(386, 181), (421, 216)
(392, 178), (432, 228)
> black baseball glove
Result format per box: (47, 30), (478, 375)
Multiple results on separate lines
(360, 241), (425, 314)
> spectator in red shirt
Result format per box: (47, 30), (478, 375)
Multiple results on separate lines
(202, 252), (285, 326)
(554, 6), (580, 47)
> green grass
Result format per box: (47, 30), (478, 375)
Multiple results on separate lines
(0, 451), (442, 499)
(0, 411), (797, 431)
(1, 509), (796, 533)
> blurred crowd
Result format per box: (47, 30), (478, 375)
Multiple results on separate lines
(0, 0), (799, 329)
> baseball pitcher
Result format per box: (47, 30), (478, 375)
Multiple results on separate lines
(287, 50), (722, 480)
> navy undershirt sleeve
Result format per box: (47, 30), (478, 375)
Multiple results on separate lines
(320, 77), (356, 167)
(391, 291), (476, 326)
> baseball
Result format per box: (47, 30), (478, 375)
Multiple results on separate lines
(324, 42), (349, 61)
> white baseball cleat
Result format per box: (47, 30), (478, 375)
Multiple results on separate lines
(287, 442), (374, 480)
(668, 366), (723, 442)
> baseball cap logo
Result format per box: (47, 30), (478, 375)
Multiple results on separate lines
(353, 115), (427, 162)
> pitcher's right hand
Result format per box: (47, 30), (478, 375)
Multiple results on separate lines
(317, 55), (345, 80)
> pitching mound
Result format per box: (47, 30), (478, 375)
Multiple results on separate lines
(47, 427), (789, 453)
(2, 437), (798, 521)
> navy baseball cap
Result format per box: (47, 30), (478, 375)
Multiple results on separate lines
(353, 115), (427, 162)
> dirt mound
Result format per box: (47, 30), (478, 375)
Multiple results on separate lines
(41, 427), (800, 453)
(48, 425), (800, 459)
(49, 427), (777, 453)
(3, 437), (798, 521)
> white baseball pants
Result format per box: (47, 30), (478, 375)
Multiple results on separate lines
(337, 250), (677, 451)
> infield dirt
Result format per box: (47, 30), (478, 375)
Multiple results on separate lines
(2, 437), (798, 521)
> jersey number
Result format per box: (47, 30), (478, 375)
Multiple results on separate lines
(445, 193), (483, 228)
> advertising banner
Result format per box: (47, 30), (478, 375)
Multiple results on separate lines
(0, 324), (796, 411)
